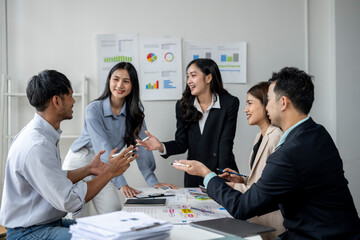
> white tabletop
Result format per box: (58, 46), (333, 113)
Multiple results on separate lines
(123, 187), (262, 240)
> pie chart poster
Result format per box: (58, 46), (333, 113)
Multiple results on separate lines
(139, 38), (182, 101)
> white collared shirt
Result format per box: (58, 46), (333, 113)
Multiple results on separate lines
(0, 113), (87, 228)
(161, 94), (220, 155)
(193, 94), (221, 134)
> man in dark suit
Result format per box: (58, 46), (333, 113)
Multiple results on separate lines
(173, 67), (360, 239)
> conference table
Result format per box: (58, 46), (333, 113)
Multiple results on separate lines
(122, 187), (262, 240)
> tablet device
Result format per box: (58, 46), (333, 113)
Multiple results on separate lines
(191, 217), (275, 237)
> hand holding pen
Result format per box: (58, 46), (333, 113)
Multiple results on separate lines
(217, 168), (246, 183)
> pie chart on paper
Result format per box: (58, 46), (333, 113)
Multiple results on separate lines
(164, 52), (174, 62)
(147, 53), (157, 62)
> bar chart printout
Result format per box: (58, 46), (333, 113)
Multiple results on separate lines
(164, 80), (176, 89)
(184, 41), (247, 83)
(97, 34), (139, 95)
(146, 80), (159, 89)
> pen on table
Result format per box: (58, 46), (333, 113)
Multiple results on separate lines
(190, 207), (214, 214)
(135, 194), (175, 199)
(216, 168), (247, 177)
(169, 162), (191, 168)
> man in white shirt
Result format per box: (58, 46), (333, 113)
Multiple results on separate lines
(0, 70), (138, 240)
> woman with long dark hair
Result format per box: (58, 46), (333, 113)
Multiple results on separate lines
(62, 62), (176, 216)
(138, 58), (240, 187)
(218, 82), (285, 240)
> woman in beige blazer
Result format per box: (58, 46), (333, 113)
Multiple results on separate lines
(219, 82), (285, 240)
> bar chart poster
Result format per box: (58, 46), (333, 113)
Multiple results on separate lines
(97, 34), (139, 95)
(139, 38), (182, 100)
(184, 42), (247, 84)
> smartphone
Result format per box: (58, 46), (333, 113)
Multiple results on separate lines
(199, 185), (207, 194)
(159, 185), (171, 192)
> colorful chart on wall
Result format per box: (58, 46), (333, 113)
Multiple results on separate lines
(147, 53), (157, 62)
(139, 38), (182, 100)
(184, 41), (247, 84)
(97, 34), (139, 95)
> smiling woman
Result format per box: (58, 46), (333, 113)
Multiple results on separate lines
(218, 82), (284, 240)
(137, 58), (240, 187)
(109, 68), (133, 116)
(61, 62), (176, 217)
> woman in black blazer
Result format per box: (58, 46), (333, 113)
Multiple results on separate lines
(138, 59), (239, 187)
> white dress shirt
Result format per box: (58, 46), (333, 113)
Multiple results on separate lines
(193, 93), (221, 134)
(0, 113), (87, 228)
(161, 94), (220, 155)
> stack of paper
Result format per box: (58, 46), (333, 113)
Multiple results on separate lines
(70, 211), (172, 240)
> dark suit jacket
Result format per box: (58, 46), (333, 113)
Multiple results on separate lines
(162, 93), (239, 187)
(207, 118), (360, 239)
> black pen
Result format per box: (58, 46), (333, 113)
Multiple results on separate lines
(217, 168), (247, 177)
(135, 194), (175, 199)
(190, 207), (214, 214)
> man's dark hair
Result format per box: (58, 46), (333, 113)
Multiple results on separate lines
(268, 67), (314, 115)
(26, 70), (72, 111)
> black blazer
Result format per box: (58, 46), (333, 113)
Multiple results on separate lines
(207, 118), (360, 239)
(162, 93), (239, 187)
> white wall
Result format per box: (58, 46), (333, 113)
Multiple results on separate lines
(0, 0), (7, 201)
(334, 0), (360, 213)
(1, 0), (359, 213)
(308, 0), (337, 138)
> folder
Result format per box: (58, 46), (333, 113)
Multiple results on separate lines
(190, 217), (276, 237)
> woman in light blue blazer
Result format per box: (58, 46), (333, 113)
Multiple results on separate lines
(62, 62), (176, 216)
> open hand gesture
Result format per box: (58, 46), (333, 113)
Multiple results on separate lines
(136, 130), (164, 152)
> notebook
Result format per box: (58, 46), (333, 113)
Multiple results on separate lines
(190, 217), (276, 237)
(124, 198), (166, 206)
